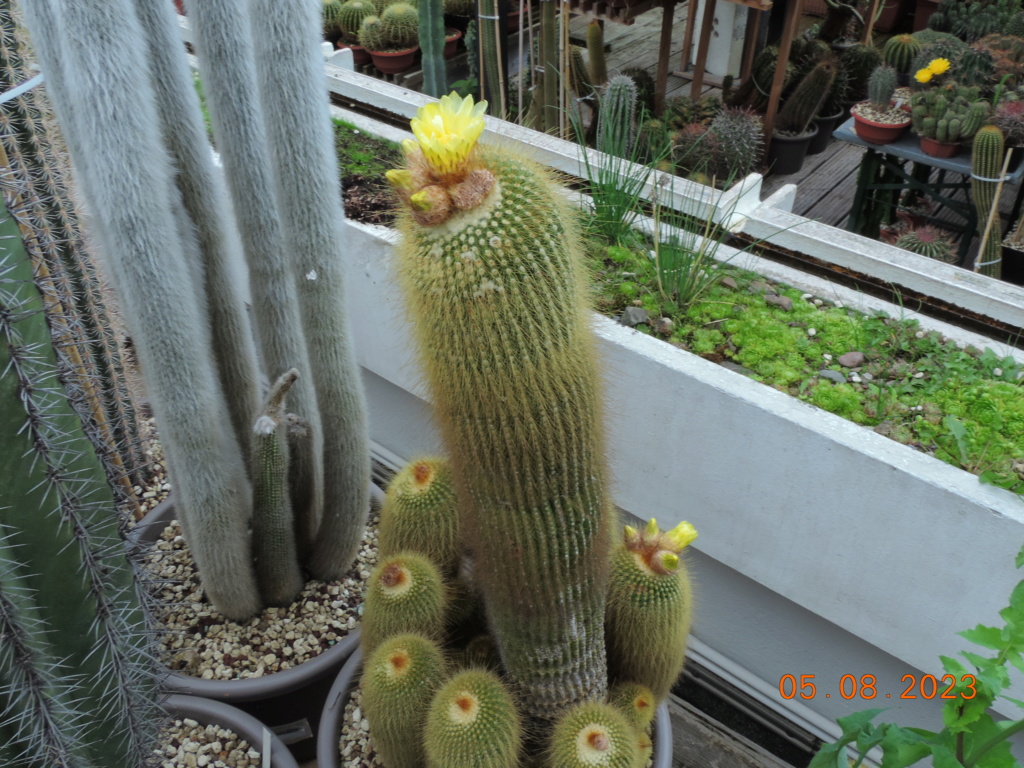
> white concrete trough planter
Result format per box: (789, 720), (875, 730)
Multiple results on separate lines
(340, 216), (1024, 745)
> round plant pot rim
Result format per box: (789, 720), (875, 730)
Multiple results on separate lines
(163, 693), (301, 768)
(366, 44), (419, 56)
(850, 102), (912, 128)
(445, 27), (462, 39)
(135, 486), (382, 701)
(316, 640), (673, 768)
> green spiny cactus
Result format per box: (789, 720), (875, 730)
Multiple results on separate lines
(821, 60), (850, 117)
(910, 85), (990, 141)
(776, 59), (837, 135)
(358, 14), (386, 50)
(363, 552), (447, 655)
(893, 226), (959, 263)
(598, 74), (638, 158)
(547, 702), (639, 768)
(606, 519), (697, 701)
(868, 65), (897, 111)
(479, 0), (507, 119)
(912, 38), (969, 80)
(381, 1), (419, 49)
(884, 34), (922, 75)
(424, 669), (523, 768)
(728, 46), (796, 113)
(621, 66), (656, 117)
(570, 46), (596, 107)
(0, 204), (159, 767)
(337, 0), (375, 39)
(817, 0), (855, 42)
(362, 633), (447, 768)
(632, 732), (653, 768)
(607, 682), (657, 732)
(954, 47), (997, 89)
(706, 107), (764, 181)
(929, 0), (1019, 41)
(442, 0), (474, 15)
(1008, 10), (1024, 36)
(388, 93), (614, 717)
(419, 0), (445, 97)
(379, 457), (461, 574)
(587, 19), (607, 86)
(972, 125), (1006, 278)
(323, 0), (345, 36)
(461, 634), (502, 670)
(840, 44), (882, 102)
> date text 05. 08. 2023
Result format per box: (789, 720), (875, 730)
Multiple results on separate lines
(778, 674), (978, 701)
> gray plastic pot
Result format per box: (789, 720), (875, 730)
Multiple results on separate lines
(316, 639), (674, 768)
(135, 484), (384, 761)
(161, 694), (299, 768)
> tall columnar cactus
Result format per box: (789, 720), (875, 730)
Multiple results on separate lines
(728, 46), (794, 112)
(883, 34), (922, 76)
(0, 205), (159, 767)
(387, 93), (615, 718)
(0, 3), (146, 515)
(840, 44), (883, 101)
(972, 125), (1006, 278)
(419, 0), (445, 97)
(597, 74), (639, 158)
(775, 59), (837, 135)
(606, 519), (697, 700)
(19, 0), (370, 619)
(587, 19), (607, 86)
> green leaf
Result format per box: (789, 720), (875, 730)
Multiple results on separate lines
(878, 724), (932, 768)
(1015, 542), (1024, 569)
(838, 708), (888, 734)
(928, 744), (964, 768)
(960, 625), (1006, 652)
(964, 714), (1019, 768)
(808, 743), (849, 768)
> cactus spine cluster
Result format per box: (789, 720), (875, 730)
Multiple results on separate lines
(706, 107), (765, 181)
(388, 93), (615, 717)
(338, 0), (375, 39)
(893, 226), (959, 263)
(607, 682), (657, 731)
(972, 125), (1007, 278)
(868, 65), (898, 111)
(424, 669), (522, 768)
(379, 457), (461, 573)
(883, 34), (922, 75)
(380, 1), (419, 49)
(606, 519), (697, 700)
(548, 702), (639, 768)
(363, 552), (448, 655)
(20, 0), (371, 620)
(359, 15), (386, 51)
(0, 204), (159, 767)
(910, 84), (989, 143)
(598, 74), (639, 158)
(362, 633), (447, 768)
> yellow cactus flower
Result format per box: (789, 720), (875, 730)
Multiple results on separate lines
(665, 521), (698, 552)
(410, 92), (488, 177)
(915, 68), (934, 84)
(928, 57), (950, 75)
(385, 168), (413, 189)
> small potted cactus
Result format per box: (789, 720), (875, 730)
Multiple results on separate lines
(910, 79), (990, 157)
(768, 58), (837, 175)
(851, 65), (912, 144)
(358, 2), (420, 74)
(893, 225), (959, 263)
(335, 0), (376, 64)
(317, 93), (695, 767)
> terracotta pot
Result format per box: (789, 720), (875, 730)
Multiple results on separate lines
(369, 46), (419, 74)
(919, 135), (961, 158)
(444, 28), (462, 59)
(338, 42), (371, 66)
(768, 125), (819, 176)
(851, 105), (911, 144)
(316, 643), (676, 768)
(133, 485), (384, 761)
(913, 0), (940, 31)
(162, 695), (299, 768)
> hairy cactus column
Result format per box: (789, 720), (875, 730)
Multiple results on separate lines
(972, 125), (1006, 279)
(389, 94), (613, 717)
(20, 0), (262, 618)
(251, 0), (370, 580)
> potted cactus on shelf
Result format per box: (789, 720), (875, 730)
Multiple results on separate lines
(359, 1), (420, 74)
(851, 65), (913, 144)
(335, 0), (375, 64)
(910, 78), (990, 157)
(317, 93), (697, 767)
(893, 225), (959, 262)
(883, 34), (922, 86)
(768, 58), (837, 175)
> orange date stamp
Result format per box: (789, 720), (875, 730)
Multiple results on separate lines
(778, 674), (978, 701)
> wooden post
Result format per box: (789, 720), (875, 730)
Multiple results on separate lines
(690, 0), (719, 99)
(655, 0), (677, 114)
(679, 0), (700, 73)
(762, 0), (804, 148)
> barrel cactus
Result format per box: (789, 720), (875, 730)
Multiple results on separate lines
(337, 0), (375, 39)
(706, 106), (764, 180)
(893, 226), (959, 263)
(883, 34), (922, 76)
(380, 1), (419, 49)
(358, 14), (387, 50)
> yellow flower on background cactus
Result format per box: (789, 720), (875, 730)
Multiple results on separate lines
(409, 92), (487, 177)
(915, 68), (934, 84)
(929, 57), (950, 75)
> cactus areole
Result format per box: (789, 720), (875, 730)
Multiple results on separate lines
(388, 93), (615, 717)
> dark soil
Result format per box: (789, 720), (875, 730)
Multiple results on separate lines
(342, 172), (396, 227)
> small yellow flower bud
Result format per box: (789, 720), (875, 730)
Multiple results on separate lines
(623, 525), (638, 541)
(410, 190), (433, 211)
(644, 518), (659, 538)
(657, 552), (680, 573)
(385, 169), (413, 189)
(665, 521), (698, 551)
